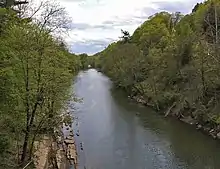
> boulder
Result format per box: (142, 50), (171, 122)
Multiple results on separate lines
(66, 136), (74, 140)
(69, 133), (74, 137)
(64, 139), (75, 144)
(209, 129), (215, 133)
(217, 132), (220, 139)
(197, 124), (202, 130)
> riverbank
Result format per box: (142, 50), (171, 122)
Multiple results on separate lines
(71, 69), (220, 169)
(97, 70), (220, 141)
(130, 95), (220, 140)
(33, 110), (78, 169)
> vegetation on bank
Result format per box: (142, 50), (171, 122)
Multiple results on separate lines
(95, 0), (220, 131)
(0, 0), (84, 168)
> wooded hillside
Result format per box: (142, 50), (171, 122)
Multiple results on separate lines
(96, 0), (220, 130)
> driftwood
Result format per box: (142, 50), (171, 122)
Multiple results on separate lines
(165, 102), (176, 117)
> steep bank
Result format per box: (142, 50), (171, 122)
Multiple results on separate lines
(34, 111), (78, 169)
(94, 0), (220, 141)
(130, 95), (220, 140)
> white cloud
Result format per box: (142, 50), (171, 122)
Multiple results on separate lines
(56, 0), (204, 54)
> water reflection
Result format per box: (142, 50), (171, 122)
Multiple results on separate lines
(71, 69), (220, 169)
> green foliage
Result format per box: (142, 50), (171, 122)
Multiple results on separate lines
(0, 3), (82, 167)
(96, 0), (220, 124)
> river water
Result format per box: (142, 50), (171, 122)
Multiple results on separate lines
(69, 69), (220, 169)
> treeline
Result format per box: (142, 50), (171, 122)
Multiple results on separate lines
(0, 0), (82, 168)
(96, 1), (220, 130)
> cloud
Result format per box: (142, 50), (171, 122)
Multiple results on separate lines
(70, 39), (114, 55)
(70, 17), (143, 31)
(57, 0), (203, 54)
(152, 0), (202, 14)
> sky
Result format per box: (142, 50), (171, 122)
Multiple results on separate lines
(57, 0), (204, 55)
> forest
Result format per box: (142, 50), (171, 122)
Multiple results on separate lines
(2, 0), (220, 168)
(0, 0), (89, 168)
(95, 0), (220, 136)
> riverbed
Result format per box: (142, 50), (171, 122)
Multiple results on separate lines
(68, 69), (220, 169)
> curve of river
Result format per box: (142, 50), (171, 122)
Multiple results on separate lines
(68, 69), (220, 169)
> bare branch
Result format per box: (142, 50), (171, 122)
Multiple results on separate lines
(35, 0), (71, 34)
(28, 1), (44, 19)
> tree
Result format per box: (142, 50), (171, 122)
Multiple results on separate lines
(120, 29), (131, 43)
(0, 0), (79, 167)
(0, 0), (28, 8)
(95, 1), (220, 125)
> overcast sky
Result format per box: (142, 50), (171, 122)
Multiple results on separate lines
(57, 0), (204, 55)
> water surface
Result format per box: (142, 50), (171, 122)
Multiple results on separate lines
(69, 69), (220, 169)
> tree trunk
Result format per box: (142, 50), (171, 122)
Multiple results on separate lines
(21, 55), (30, 165)
(29, 118), (45, 159)
(21, 126), (30, 164)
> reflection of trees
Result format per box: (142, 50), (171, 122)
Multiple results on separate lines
(111, 89), (137, 168)
(111, 89), (220, 169)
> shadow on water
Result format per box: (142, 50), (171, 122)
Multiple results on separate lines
(111, 88), (220, 169)
(72, 69), (220, 169)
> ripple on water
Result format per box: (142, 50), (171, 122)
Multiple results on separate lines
(71, 70), (220, 169)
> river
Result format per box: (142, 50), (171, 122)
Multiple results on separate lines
(68, 69), (220, 169)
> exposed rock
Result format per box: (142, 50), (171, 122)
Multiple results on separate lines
(204, 127), (211, 132)
(34, 136), (51, 169)
(197, 124), (202, 130)
(217, 132), (220, 139)
(57, 136), (62, 144)
(209, 129), (215, 133)
(66, 136), (74, 140)
(210, 133), (217, 139)
(69, 133), (74, 137)
(67, 144), (77, 165)
(64, 139), (75, 144)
